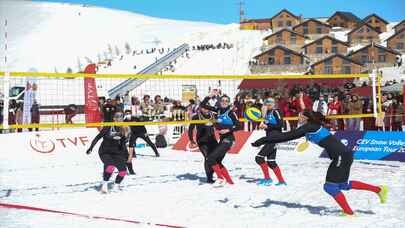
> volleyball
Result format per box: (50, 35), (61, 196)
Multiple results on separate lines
(244, 107), (262, 122)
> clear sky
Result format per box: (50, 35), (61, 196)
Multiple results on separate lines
(34, 0), (405, 24)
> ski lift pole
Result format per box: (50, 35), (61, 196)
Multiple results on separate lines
(2, 19), (10, 130)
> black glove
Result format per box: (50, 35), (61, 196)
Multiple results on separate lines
(86, 148), (92, 155)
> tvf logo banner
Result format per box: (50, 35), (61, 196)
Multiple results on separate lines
(29, 133), (90, 154)
(321, 131), (405, 162)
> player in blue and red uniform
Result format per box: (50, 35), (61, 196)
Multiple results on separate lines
(252, 110), (388, 216)
(203, 95), (242, 186)
(255, 98), (286, 186)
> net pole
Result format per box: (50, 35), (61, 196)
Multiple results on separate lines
(2, 19), (10, 130)
(370, 70), (378, 118)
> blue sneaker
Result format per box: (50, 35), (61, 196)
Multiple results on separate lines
(258, 179), (273, 186)
(275, 182), (287, 186)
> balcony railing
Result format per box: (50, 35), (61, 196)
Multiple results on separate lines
(250, 64), (308, 74)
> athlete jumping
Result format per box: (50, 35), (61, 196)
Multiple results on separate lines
(251, 110), (388, 216)
(255, 98), (286, 186)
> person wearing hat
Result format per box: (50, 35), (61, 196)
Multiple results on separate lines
(86, 112), (131, 193)
(188, 102), (219, 184)
(256, 97), (286, 186)
(252, 110), (388, 216)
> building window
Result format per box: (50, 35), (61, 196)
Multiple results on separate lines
(325, 59), (332, 65)
(316, 46), (323, 54)
(286, 21), (292, 27)
(316, 39), (322, 45)
(375, 27), (381, 33)
(332, 39), (338, 45)
(278, 21), (283, 27)
(378, 48), (385, 54)
(361, 55), (368, 63)
(366, 27), (371, 32)
(324, 66), (333, 74)
(303, 26), (308, 34)
(397, 42), (404, 49)
(332, 46), (338, 53)
(342, 59), (351, 65)
(400, 34), (404, 39)
(378, 55), (386, 62)
(343, 66), (351, 74)
(284, 56), (291, 64)
(268, 57), (275, 65)
(316, 26), (322, 34)
(361, 48), (368, 54)
(290, 34), (297, 44)
(358, 28), (364, 33)
(269, 49), (275, 55)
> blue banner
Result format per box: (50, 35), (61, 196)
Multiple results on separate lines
(320, 131), (405, 162)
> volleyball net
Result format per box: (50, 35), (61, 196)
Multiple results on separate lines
(0, 70), (383, 130)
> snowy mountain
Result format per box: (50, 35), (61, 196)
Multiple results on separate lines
(0, 0), (221, 72)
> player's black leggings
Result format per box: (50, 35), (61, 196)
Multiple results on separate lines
(206, 137), (233, 168)
(99, 149), (127, 184)
(198, 140), (219, 182)
(131, 133), (159, 156)
(255, 143), (278, 169)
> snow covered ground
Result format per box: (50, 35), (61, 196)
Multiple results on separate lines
(1, 138), (404, 228)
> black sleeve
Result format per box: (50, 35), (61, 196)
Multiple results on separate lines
(259, 123), (317, 144)
(230, 111), (242, 132)
(88, 127), (108, 150)
(188, 115), (198, 142)
(201, 96), (218, 112)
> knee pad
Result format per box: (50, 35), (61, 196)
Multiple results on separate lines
(267, 160), (278, 169)
(255, 155), (265, 165)
(105, 165), (115, 174)
(118, 170), (127, 177)
(339, 181), (352, 191)
(323, 183), (341, 197)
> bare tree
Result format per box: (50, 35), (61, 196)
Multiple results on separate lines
(124, 42), (131, 55)
(115, 45), (121, 57)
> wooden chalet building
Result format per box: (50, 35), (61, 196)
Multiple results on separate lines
(327, 11), (361, 29)
(251, 45), (308, 73)
(240, 18), (272, 30)
(302, 36), (349, 62)
(393, 20), (405, 33)
(310, 54), (363, 74)
(292, 18), (331, 39)
(362, 14), (388, 33)
(347, 22), (381, 45)
(262, 28), (308, 51)
(347, 43), (400, 69)
(270, 9), (302, 32)
(386, 28), (405, 52)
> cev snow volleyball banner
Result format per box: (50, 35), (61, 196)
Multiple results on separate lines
(320, 131), (405, 162)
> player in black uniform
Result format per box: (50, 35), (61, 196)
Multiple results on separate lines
(204, 95), (242, 186)
(124, 110), (160, 158)
(256, 98), (286, 186)
(188, 102), (218, 183)
(86, 112), (132, 193)
(252, 110), (388, 216)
